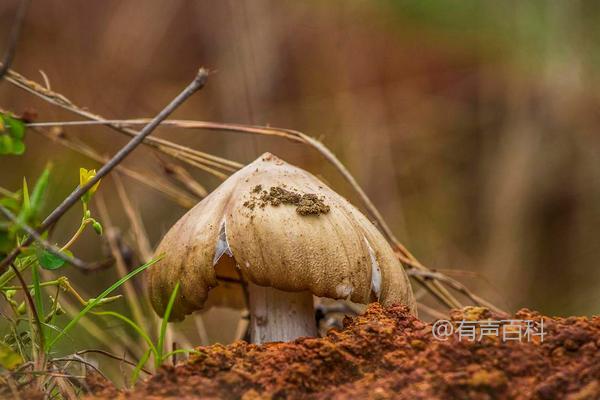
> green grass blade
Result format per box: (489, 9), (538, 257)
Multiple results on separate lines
(93, 310), (158, 358)
(46, 255), (162, 350)
(29, 166), (51, 221)
(131, 348), (152, 386)
(31, 263), (46, 346)
(156, 281), (180, 365)
(20, 178), (30, 221)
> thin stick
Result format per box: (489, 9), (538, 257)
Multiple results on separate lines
(0, 68), (208, 272)
(27, 119), (303, 142)
(50, 357), (109, 382)
(75, 349), (152, 375)
(171, 342), (177, 365)
(408, 269), (505, 314)
(0, 0), (30, 78)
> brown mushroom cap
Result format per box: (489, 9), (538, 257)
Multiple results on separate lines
(148, 153), (416, 320)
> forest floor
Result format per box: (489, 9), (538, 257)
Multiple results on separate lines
(80, 303), (600, 399)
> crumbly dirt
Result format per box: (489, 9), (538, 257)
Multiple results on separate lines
(244, 185), (330, 216)
(100, 303), (600, 400)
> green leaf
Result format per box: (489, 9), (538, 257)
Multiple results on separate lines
(29, 166), (51, 219)
(0, 341), (23, 370)
(31, 264), (46, 343)
(10, 179), (31, 237)
(0, 114), (26, 155)
(4, 115), (25, 140)
(14, 168), (51, 229)
(131, 348), (152, 385)
(0, 232), (12, 256)
(10, 140), (25, 155)
(0, 135), (13, 155)
(157, 281), (180, 364)
(36, 248), (65, 270)
(0, 196), (20, 212)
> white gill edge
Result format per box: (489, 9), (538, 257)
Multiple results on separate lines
(364, 236), (382, 300)
(212, 218), (233, 266)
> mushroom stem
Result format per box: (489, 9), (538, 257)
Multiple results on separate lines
(248, 282), (317, 344)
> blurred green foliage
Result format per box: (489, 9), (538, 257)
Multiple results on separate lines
(386, 0), (600, 69)
(0, 113), (26, 155)
(0, 167), (50, 258)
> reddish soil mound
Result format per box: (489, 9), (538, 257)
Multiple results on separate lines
(113, 304), (599, 400)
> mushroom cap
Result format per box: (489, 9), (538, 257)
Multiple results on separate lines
(148, 153), (416, 320)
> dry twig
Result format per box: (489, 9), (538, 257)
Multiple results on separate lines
(75, 349), (151, 375)
(0, 0), (30, 78)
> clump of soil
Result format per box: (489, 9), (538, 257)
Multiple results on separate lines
(244, 185), (330, 216)
(118, 304), (600, 399)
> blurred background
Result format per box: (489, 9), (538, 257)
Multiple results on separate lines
(1, 0), (599, 362)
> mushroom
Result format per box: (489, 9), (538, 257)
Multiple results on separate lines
(147, 152), (416, 343)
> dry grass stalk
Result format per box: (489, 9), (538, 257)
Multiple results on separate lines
(154, 156), (209, 198)
(34, 127), (198, 208)
(5, 69), (239, 176)
(5, 68), (502, 313)
(95, 195), (147, 333)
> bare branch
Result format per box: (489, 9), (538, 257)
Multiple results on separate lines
(75, 349), (152, 375)
(0, 68), (209, 272)
(50, 356), (109, 382)
(0, 0), (30, 78)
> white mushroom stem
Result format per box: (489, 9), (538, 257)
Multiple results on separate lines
(248, 282), (317, 344)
